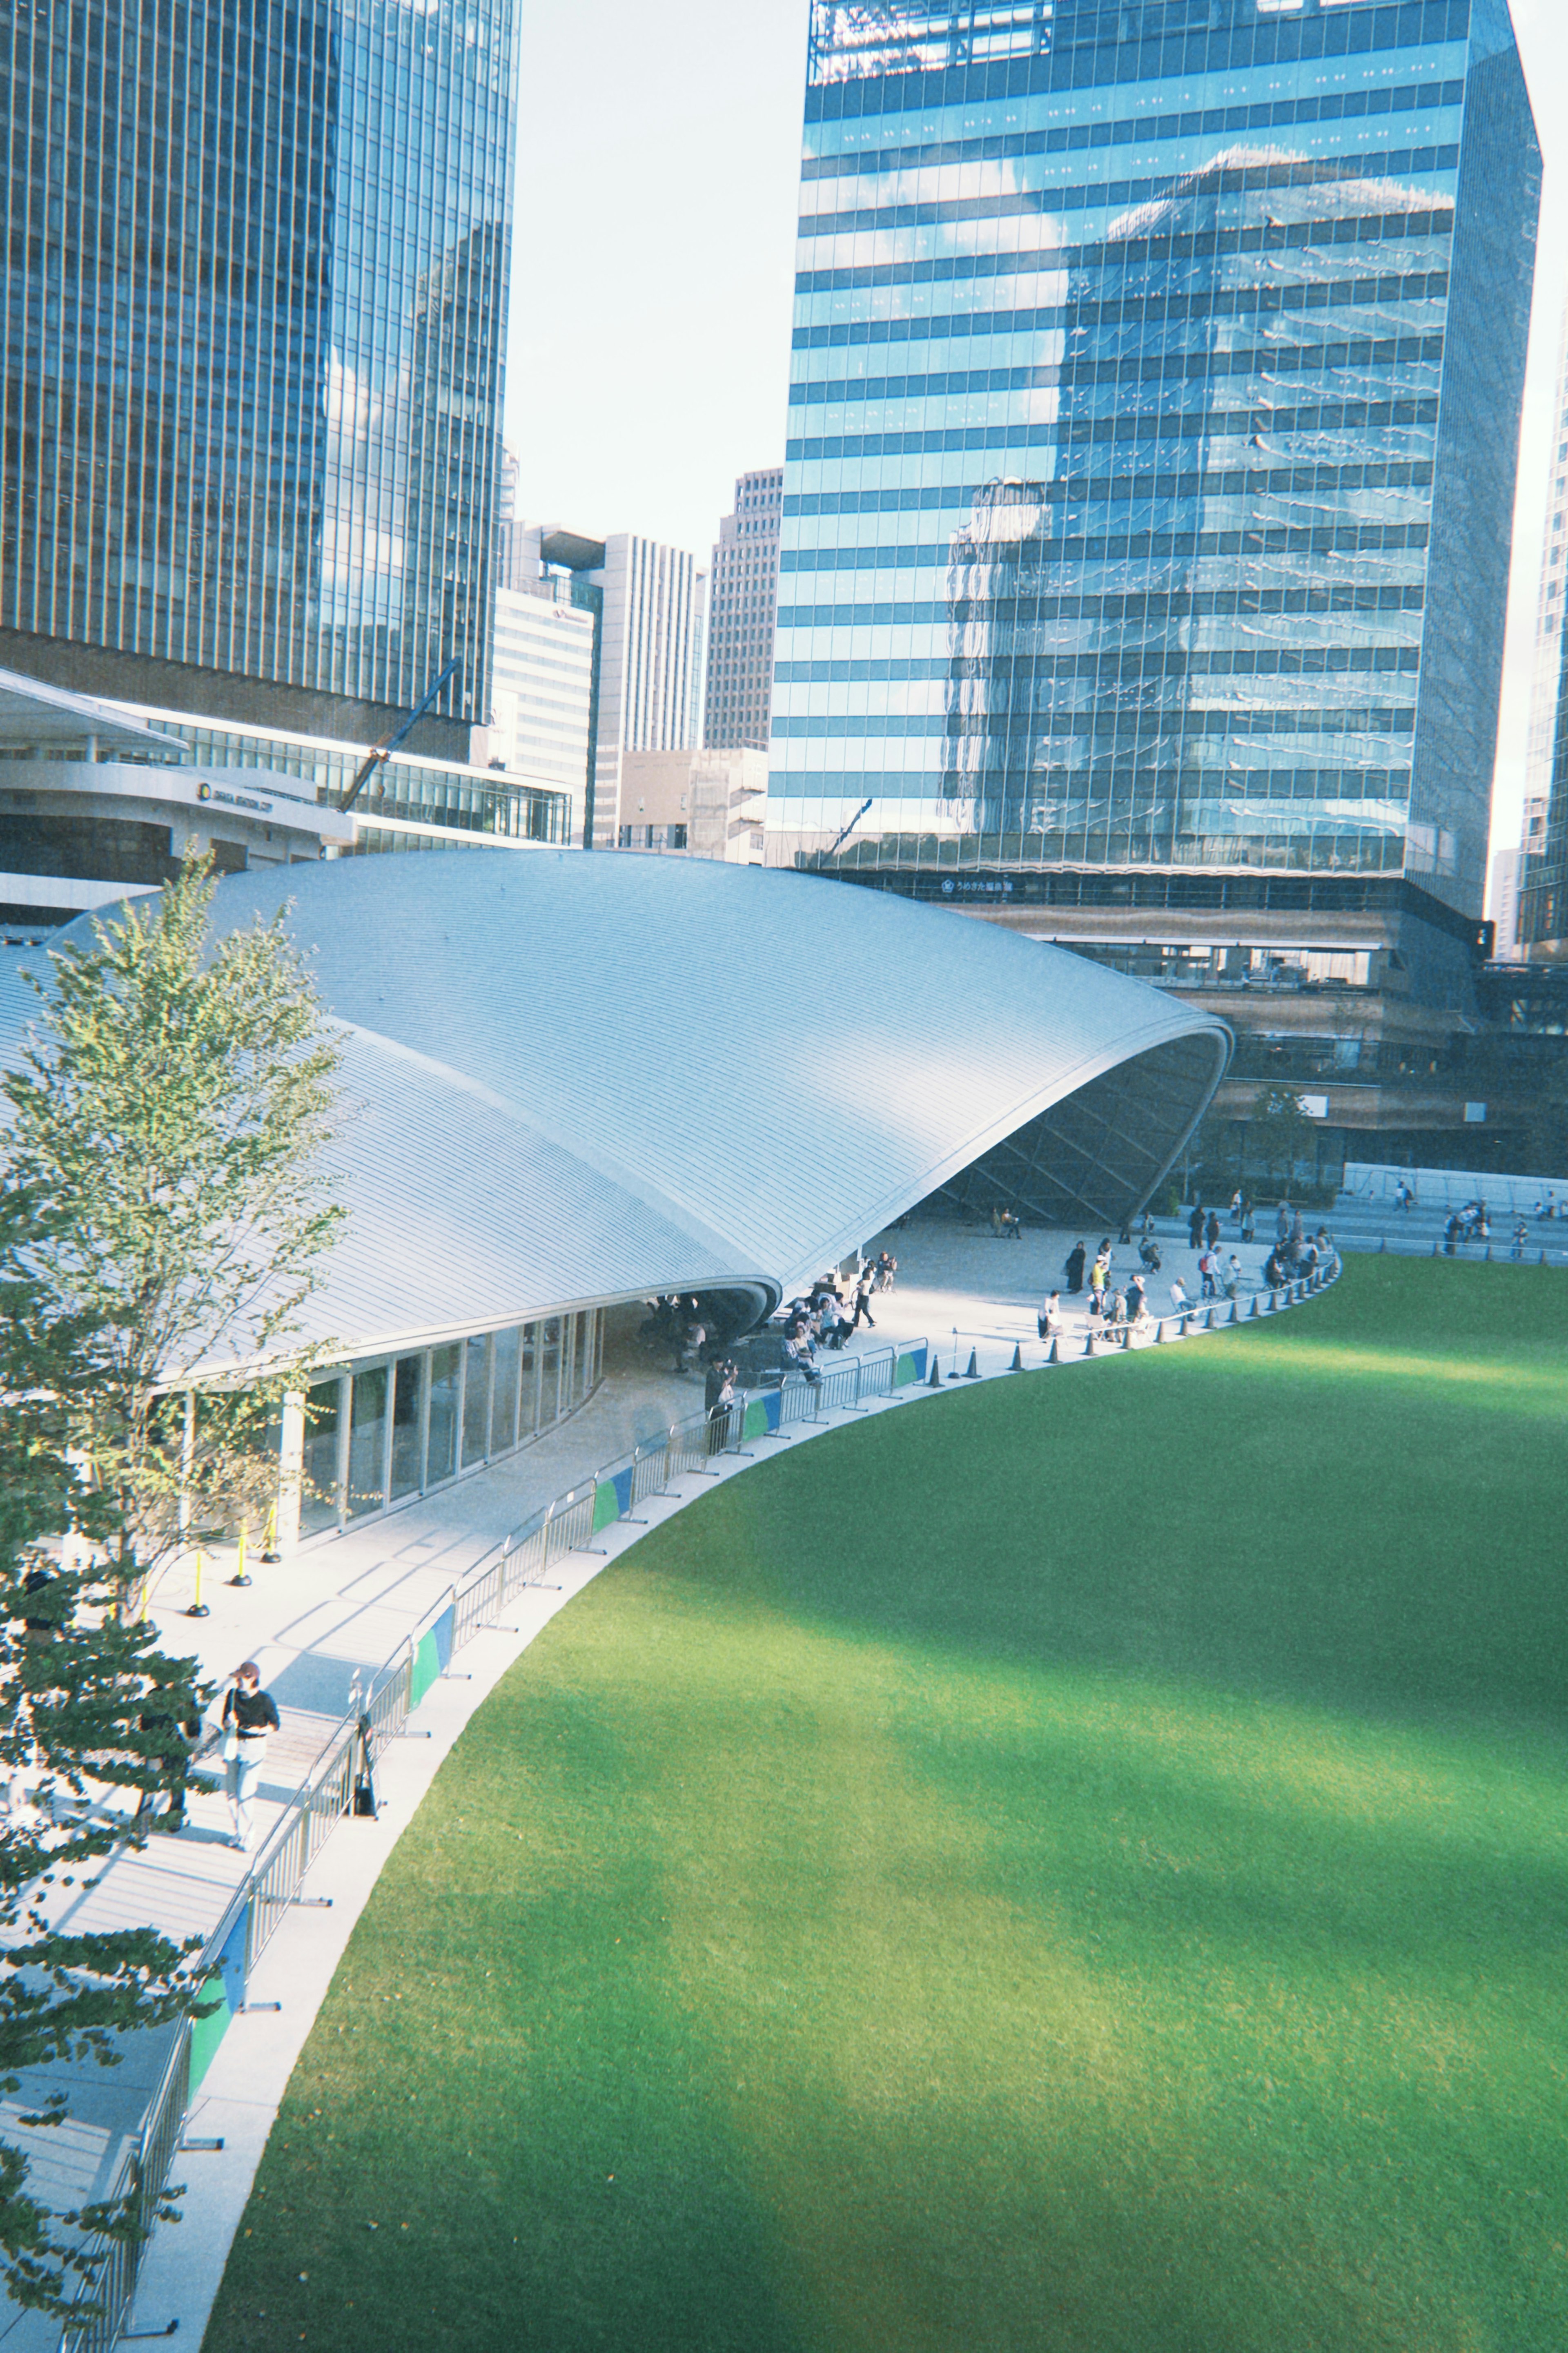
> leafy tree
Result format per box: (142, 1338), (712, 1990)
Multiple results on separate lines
(0, 852), (348, 2317)
(0, 1196), (206, 2319)
(1249, 1086), (1319, 1194)
(2, 852), (347, 1606)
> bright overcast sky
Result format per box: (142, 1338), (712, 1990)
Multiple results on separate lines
(506, 1), (1568, 877)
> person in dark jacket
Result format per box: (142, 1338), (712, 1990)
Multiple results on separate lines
(1063, 1240), (1087, 1294)
(134, 1693), (203, 1827)
(220, 1662), (280, 1852)
(1188, 1203), (1205, 1249)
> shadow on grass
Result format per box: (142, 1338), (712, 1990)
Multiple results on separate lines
(207, 1261), (1568, 2353)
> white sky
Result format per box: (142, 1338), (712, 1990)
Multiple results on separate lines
(506, 1), (1568, 881)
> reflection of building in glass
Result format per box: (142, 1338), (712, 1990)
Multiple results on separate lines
(777, 1), (1536, 907)
(2, 0), (517, 762)
(772, 0), (1542, 1171)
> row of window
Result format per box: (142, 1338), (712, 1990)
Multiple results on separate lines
(786, 395), (1443, 461)
(790, 339), (1446, 407)
(300, 1311), (603, 1535)
(792, 275), (1450, 348)
(794, 209), (1454, 297)
(777, 706), (1417, 739)
(788, 463), (1436, 518)
(802, 78), (1464, 181)
(783, 523), (1432, 573)
(799, 148), (1461, 240)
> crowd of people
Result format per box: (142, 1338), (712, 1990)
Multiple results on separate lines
(1059, 1198), (1336, 1328)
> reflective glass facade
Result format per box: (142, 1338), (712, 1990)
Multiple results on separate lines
(771, 0), (1537, 919)
(300, 1307), (604, 1536)
(2, 0), (517, 740)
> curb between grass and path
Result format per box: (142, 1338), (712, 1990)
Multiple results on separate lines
(109, 1263), (1341, 2353)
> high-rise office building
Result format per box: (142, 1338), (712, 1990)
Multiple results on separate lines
(590, 535), (707, 849)
(1, 0), (517, 759)
(771, 0), (1540, 1172)
(482, 581), (597, 821)
(1490, 792), (1547, 962)
(705, 467), (783, 749)
(1513, 306), (1568, 961)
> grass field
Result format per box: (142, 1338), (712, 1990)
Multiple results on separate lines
(208, 1260), (1568, 2352)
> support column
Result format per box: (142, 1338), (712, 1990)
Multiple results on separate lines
(275, 1390), (306, 1556)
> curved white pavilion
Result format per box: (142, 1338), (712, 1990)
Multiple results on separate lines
(1, 849), (1229, 1537)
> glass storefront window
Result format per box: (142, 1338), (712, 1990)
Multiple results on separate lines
(492, 1326), (522, 1454)
(427, 1345), (460, 1485)
(390, 1355), (425, 1500)
(347, 1365), (389, 1519)
(301, 1376), (343, 1537)
(462, 1333), (492, 1467)
(539, 1316), (562, 1427)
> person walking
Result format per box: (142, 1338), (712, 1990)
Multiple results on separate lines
(847, 1267), (877, 1332)
(1089, 1246), (1110, 1316)
(1188, 1202), (1205, 1250)
(1204, 1210), (1221, 1251)
(875, 1250), (897, 1293)
(1064, 1239), (1087, 1295)
(1224, 1253), (1242, 1300)
(219, 1662), (279, 1853)
(1239, 1198), (1256, 1245)
(135, 1692), (203, 1829)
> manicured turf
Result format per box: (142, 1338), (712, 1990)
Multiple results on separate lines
(208, 1261), (1568, 2352)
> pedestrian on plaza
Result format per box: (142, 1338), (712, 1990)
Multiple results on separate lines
(875, 1250), (897, 1292)
(1224, 1253), (1242, 1300)
(1240, 1198), (1256, 1244)
(1228, 1188), (1243, 1222)
(134, 1691), (203, 1829)
(1276, 1199), (1292, 1247)
(19, 1555), (67, 1648)
(1037, 1290), (1062, 1340)
(1169, 1275), (1191, 1315)
(1205, 1210), (1221, 1250)
(1512, 1218), (1528, 1261)
(783, 1322), (822, 1385)
(1138, 1233), (1162, 1273)
(1188, 1203), (1205, 1250)
(1064, 1240), (1087, 1294)
(1126, 1272), (1146, 1324)
(1089, 1247), (1110, 1314)
(219, 1662), (279, 1853)
(818, 1290), (847, 1350)
(1198, 1247), (1218, 1301)
(847, 1267), (877, 1332)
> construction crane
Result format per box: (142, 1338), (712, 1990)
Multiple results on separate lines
(339, 658), (463, 812)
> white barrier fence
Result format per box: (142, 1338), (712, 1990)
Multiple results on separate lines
(1340, 1162), (1567, 1218)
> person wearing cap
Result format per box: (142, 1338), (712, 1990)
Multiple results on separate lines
(219, 1661), (280, 1852)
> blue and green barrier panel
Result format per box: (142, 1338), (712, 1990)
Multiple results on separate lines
(189, 1898), (252, 2090)
(895, 1346), (927, 1386)
(409, 1603), (454, 1710)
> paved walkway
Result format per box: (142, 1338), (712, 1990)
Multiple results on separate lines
(2, 1220), (1325, 2351)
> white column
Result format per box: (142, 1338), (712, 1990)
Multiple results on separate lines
(274, 1389), (306, 1556)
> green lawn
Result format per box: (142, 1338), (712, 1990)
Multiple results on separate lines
(208, 1260), (1568, 2353)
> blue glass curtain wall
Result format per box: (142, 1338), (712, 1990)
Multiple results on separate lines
(773, 0), (1539, 922)
(299, 1307), (602, 1537)
(1, 0), (519, 733)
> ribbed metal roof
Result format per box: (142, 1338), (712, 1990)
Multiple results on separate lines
(0, 852), (1229, 1369)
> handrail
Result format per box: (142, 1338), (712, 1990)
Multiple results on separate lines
(52, 1278), (1348, 2348)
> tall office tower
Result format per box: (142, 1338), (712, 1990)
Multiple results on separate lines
(1490, 792), (1548, 961)
(704, 467), (784, 749)
(1513, 311), (1568, 961)
(773, 2), (1536, 959)
(1, 0), (517, 759)
(588, 536), (707, 849)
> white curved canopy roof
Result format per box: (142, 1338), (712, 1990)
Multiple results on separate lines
(1, 852), (1229, 1367)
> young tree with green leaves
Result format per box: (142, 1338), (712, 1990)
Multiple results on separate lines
(0, 852), (347, 2320)
(1250, 1086), (1319, 1195)
(2, 850), (347, 1606)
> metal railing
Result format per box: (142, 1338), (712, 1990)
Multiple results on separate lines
(58, 1284), (1355, 2347)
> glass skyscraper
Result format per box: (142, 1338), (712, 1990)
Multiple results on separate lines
(1, 0), (517, 756)
(771, 0), (1537, 936)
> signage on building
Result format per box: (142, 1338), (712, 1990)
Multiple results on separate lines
(197, 779), (273, 816)
(1299, 1094), (1329, 1118)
